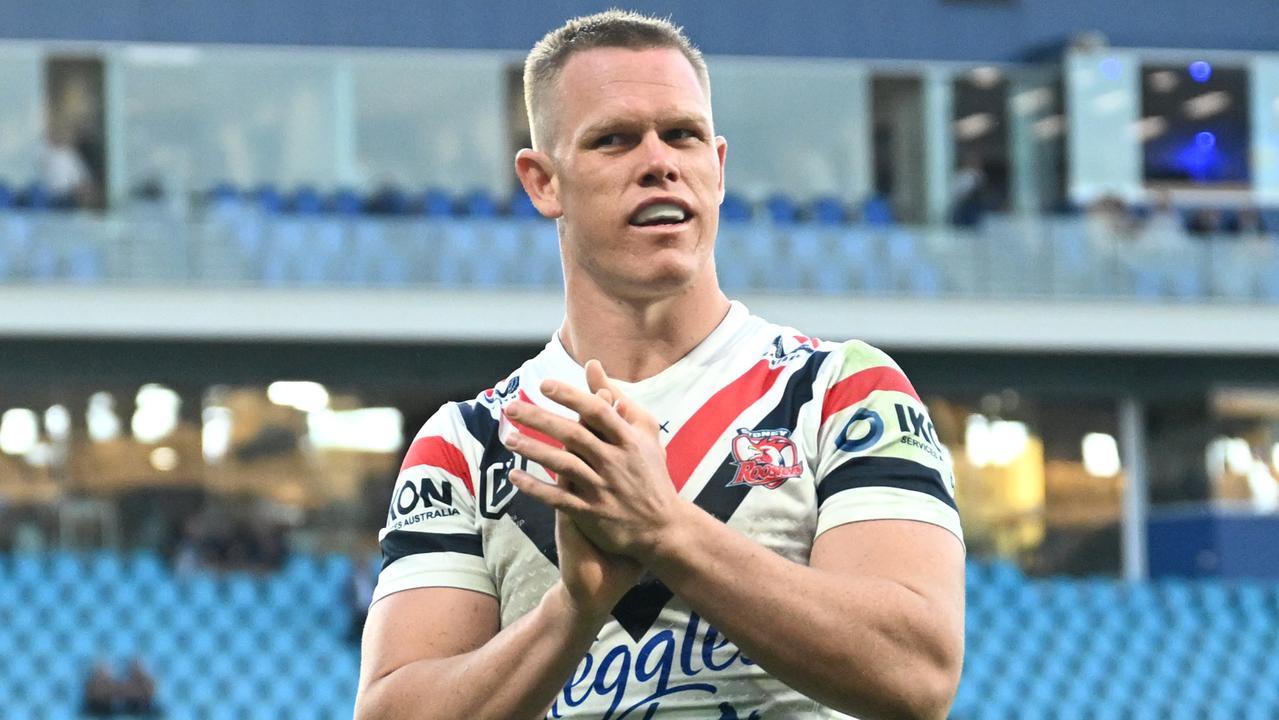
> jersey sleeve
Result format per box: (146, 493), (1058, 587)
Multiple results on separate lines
(812, 341), (963, 545)
(371, 403), (496, 604)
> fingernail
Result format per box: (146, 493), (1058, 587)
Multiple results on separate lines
(504, 403), (521, 418)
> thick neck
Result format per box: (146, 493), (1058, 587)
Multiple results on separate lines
(558, 268), (731, 384)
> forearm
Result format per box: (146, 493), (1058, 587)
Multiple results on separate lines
(355, 583), (599, 720)
(647, 504), (961, 719)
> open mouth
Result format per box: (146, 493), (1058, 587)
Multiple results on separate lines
(629, 202), (692, 227)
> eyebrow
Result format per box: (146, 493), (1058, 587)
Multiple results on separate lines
(578, 113), (711, 141)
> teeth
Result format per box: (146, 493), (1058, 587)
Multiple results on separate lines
(632, 203), (688, 225)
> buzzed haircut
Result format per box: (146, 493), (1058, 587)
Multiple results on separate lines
(523, 9), (711, 151)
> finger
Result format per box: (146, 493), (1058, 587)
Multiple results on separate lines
(540, 378), (630, 445)
(509, 468), (593, 514)
(503, 430), (605, 488)
(505, 401), (611, 464)
(584, 360), (658, 436)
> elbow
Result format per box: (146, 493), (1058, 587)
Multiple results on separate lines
(832, 638), (963, 720)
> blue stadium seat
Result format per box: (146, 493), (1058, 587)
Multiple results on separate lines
(290, 186), (324, 214)
(810, 196), (847, 225)
(720, 192), (753, 223)
(461, 189), (500, 218)
(421, 188), (455, 217)
(251, 185), (284, 214)
(20, 182), (51, 210)
(764, 194), (800, 224)
(861, 194), (894, 226)
(509, 189), (541, 219)
(328, 188), (364, 215)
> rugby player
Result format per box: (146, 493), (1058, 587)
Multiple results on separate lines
(355, 10), (964, 719)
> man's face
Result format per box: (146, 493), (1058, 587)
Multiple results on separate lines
(542, 46), (727, 299)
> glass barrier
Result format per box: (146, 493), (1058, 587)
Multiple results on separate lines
(1, 207), (1277, 302)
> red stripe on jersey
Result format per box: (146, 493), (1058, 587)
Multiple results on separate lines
(820, 365), (920, 426)
(665, 360), (788, 492)
(400, 436), (475, 496)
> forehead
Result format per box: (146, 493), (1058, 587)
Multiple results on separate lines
(552, 46), (711, 134)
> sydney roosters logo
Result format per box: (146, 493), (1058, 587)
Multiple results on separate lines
(728, 428), (803, 489)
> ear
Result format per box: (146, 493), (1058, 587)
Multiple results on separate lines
(515, 148), (563, 219)
(714, 136), (728, 202)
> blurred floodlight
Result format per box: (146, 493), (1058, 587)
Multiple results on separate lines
(1148, 70), (1179, 93)
(0, 409), (39, 456)
(44, 405), (71, 442)
(1226, 438), (1254, 475)
(968, 66), (1002, 89)
(1272, 443), (1279, 472)
(955, 113), (995, 141)
(988, 420), (1029, 467)
(1033, 115), (1066, 140)
(1134, 116), (1169, 142)
(268, 381), (330, 412)
(1011, 87), (1053, 116)
(1092, 90), (1127, 114)
(307, 407), (403, 453)
(132, 384), (181, 444)
(202, 406), (233, 464)
(1183, 91), (1231, 120)
(1082, 433), (1122, 477)
(149, 446), (179, 472)
(965, 414), (991, 467)
(87, 392), (121, 443)
(24, 442), (53, 468)
(1188, 60), (1212, 83)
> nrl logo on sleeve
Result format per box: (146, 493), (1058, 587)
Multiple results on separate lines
(727, 428), (803, 489)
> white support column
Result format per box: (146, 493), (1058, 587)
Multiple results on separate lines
(1119, 396), (1149, 582)
(923, 67), (954, 225)
(332, 59), (358, 188)
(104, 52), (129, 207)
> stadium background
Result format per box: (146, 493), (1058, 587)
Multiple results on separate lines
(3, 0), (1279, 717)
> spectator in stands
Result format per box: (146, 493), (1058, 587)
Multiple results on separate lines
(117, 658), (158, 717)
(950, 152), (986, 227)
(82, 660), (116, 717)
(1086, 194), (1133, 252)
(1236, 207), (1268, 239)
(1137, 190), (1191, 253)
(39, 122), (95, 209)
(1187, 207), (1225, 237)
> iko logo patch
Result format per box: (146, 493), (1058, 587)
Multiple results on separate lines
(728, 428), (803, 489)
(836, 407), (884, 453)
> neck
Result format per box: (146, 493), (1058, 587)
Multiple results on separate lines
(559, 274), (731, 383)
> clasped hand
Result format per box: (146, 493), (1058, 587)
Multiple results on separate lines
(501, 359), (681, 564)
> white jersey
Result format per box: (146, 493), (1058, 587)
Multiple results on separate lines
(373, 301), (962, 719)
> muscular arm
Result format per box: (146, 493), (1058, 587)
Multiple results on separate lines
(354, 584), (597, 720)
(504, 362), (965, 720)
(647, 513), (965, 720)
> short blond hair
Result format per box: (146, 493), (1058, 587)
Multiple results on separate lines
(523, 9), (710, 151)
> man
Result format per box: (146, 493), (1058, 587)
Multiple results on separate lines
(355, 10), (964, 719)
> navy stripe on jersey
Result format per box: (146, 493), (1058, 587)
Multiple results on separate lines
(610, 350), (831, 641)
(456, 399), (560, 565)
(381, 530), (483, 571)
(818, 456), (957, 512)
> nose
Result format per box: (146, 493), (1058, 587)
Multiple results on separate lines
(637, 132), (680, 187)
